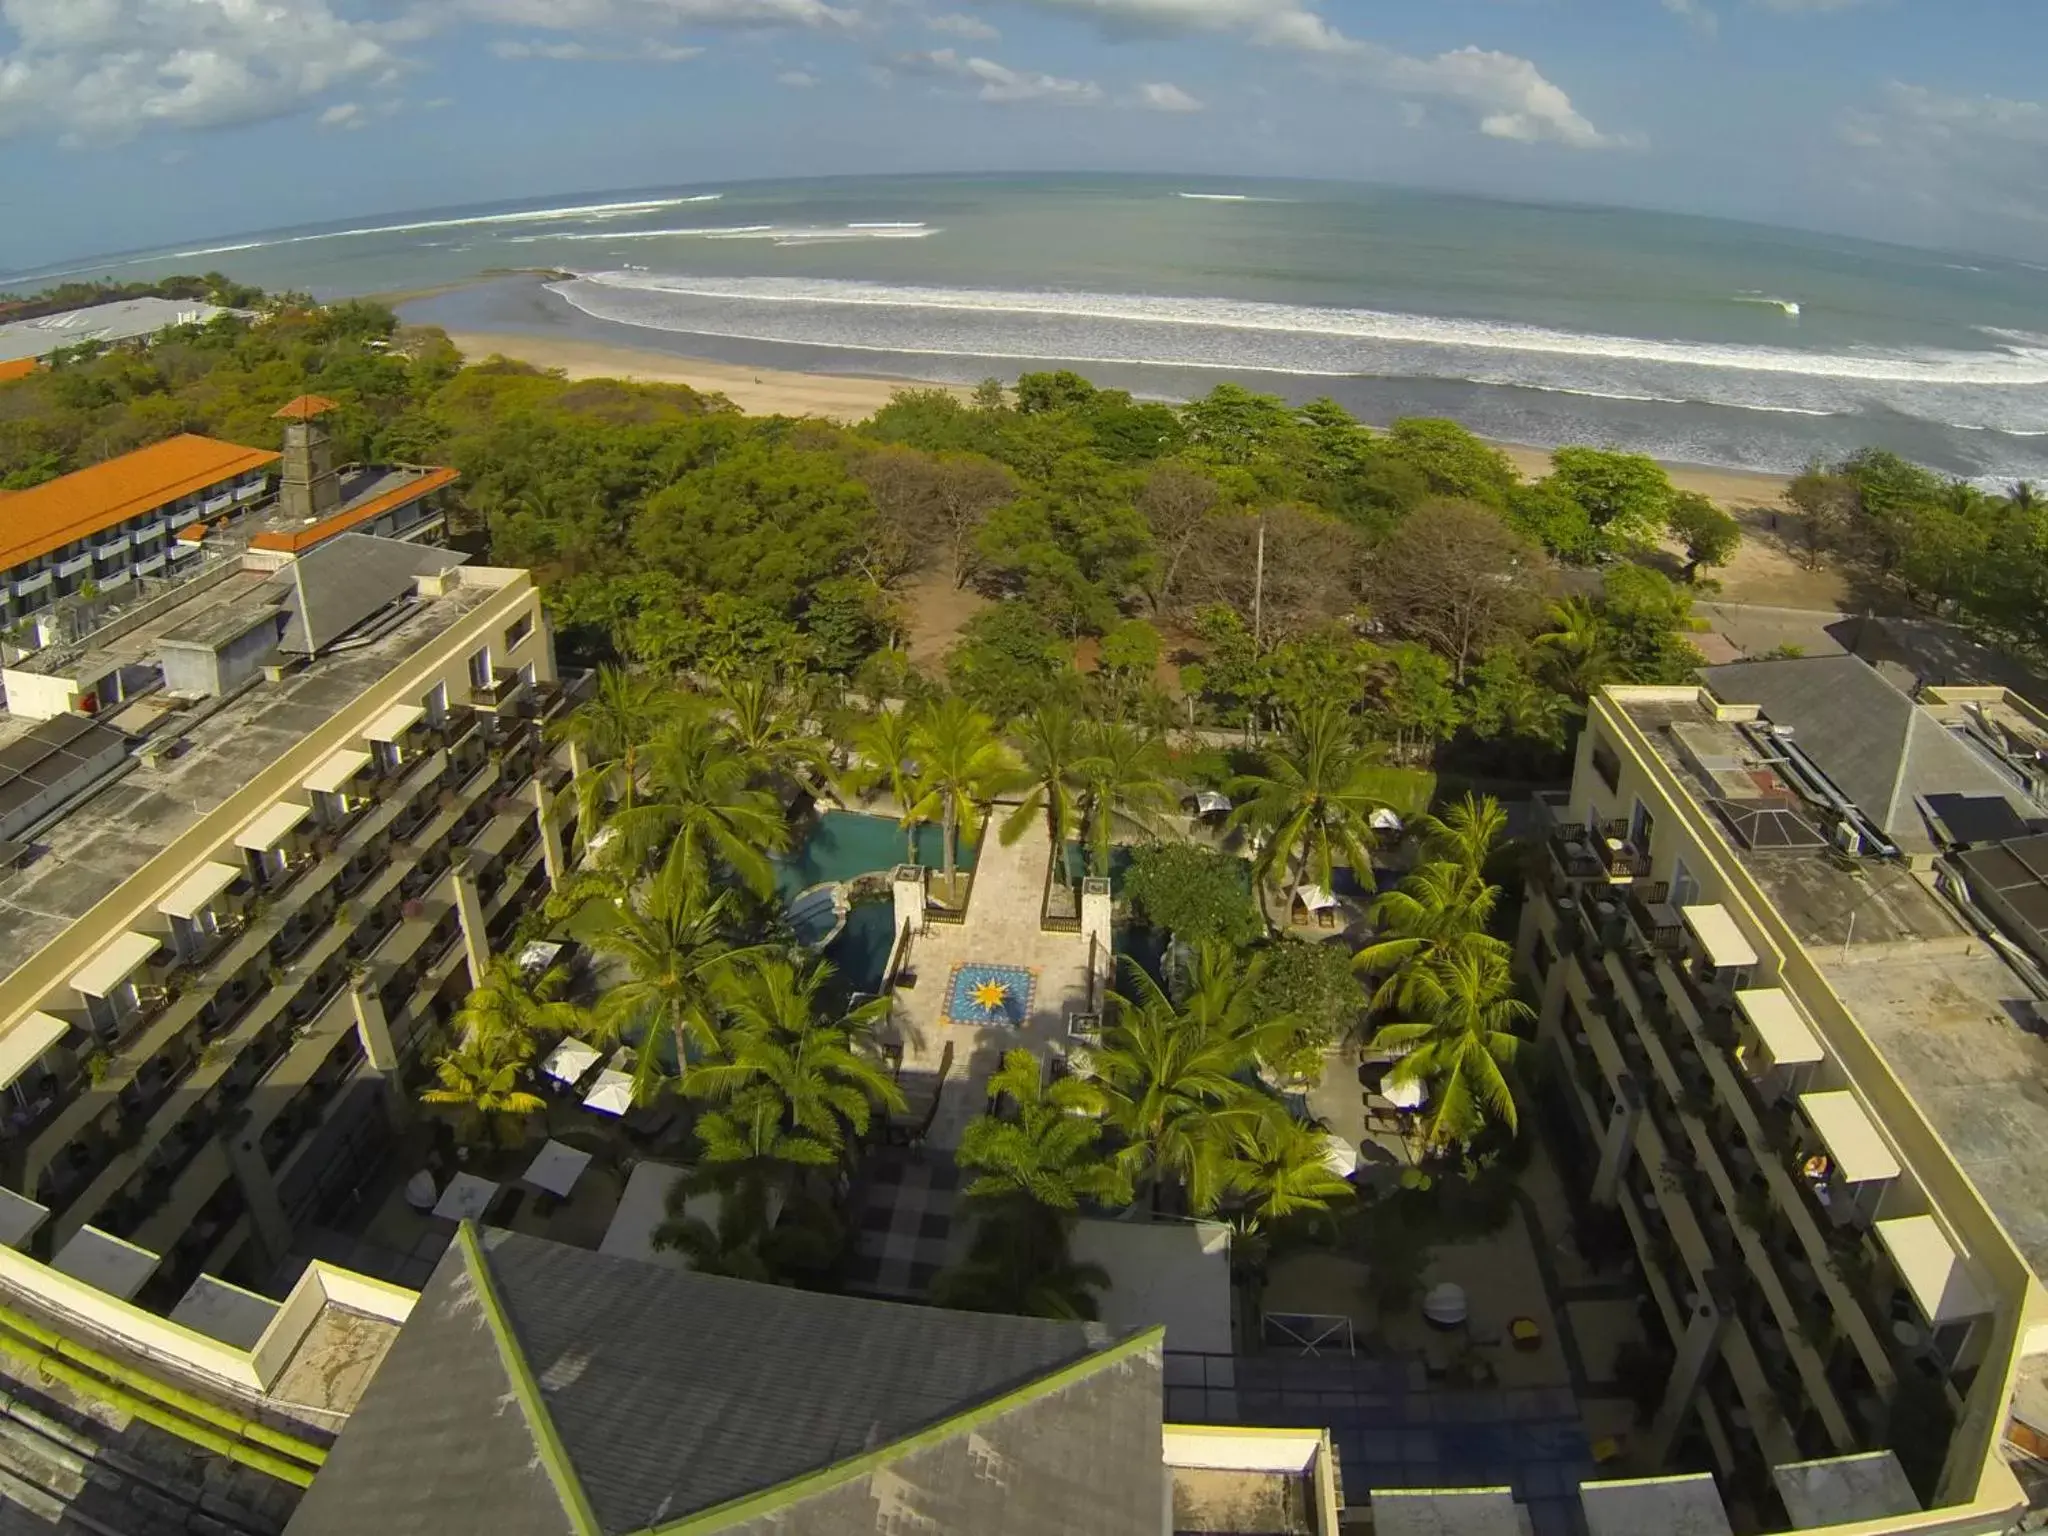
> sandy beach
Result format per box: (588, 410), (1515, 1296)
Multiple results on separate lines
(440, 329), (1793, 511)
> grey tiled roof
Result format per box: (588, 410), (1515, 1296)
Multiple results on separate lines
(285, 1226), (1163, 1536)
(1698, 655), (2030, 851)
(269, 533), (467, 654)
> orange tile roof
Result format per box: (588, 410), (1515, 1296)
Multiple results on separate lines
(273, 395), (341, 421)
(0, 358), (37, 385)
(249, 466), (460, 555)
(0, 435), (280, 572)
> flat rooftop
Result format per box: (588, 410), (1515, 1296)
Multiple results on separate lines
(0, 298), (244, 365)
(1622, 695), (1961, 951)
(0, 572), (492, 973)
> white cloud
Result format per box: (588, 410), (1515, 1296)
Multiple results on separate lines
(1000, 0), (1631, 147)
(1754, 0), (1869, 10)
(1133, 80), (1201, 112)
(491, 37), (705, 59)
(452, 0), (856, 29)
(1838, 82), (2048, 234)
(1661, 0), (1718, 36)
(927, 10), (999, 40)
(777, 67), (817, 85)
(0, 0), (400, 143)
(318, 99), (365, 128)
(893, 47), (1101, 104)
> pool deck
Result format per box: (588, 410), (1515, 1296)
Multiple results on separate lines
(886, 810), (1100, 1149)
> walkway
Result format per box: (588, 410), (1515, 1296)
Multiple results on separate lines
(887, 810), (1096, 1149)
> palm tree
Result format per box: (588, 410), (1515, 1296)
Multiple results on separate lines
(552, 665), (670, 848)
(421, 1032), (545, 1149)
(840, 706), (925, 862)
(1076, 720), (1176, 878)
(581, 845), (755, 1105)
(449, 955), (583, 1051)
(956, 1049), (1127, 1211)
(1423, 793), (1509, 879)
(1000, 704), (1088, 888)
(685, 956), (906, 1165)
(1533, 597), (1616, 699)
(1226, 701), (1388, 899)
(2009, 481), (2040, 515)
(1354, 860), (1510, 1012)
(930, 1204), (1111, 1321)
(609, 705), (789, 897)
(1369, 947), (1529, 1152)
(1222, 1110), (1357, 1232)
(651, 1167), (844, 1285)
(1172, 940), (1302, 1071)
(907, 697), (1019, 892)
(719, 676), (830, 792)
(1093, 963), (1266, 1215)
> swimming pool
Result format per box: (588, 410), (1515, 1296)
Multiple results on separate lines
(773, 810), (979, 900)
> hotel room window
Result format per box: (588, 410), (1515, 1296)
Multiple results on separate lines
(467, 646), (493, 691)
(504, 612), (534, 651)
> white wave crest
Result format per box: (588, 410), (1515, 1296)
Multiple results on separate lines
(528, 224), (936, 245)
(1733, 294), (1801, 317)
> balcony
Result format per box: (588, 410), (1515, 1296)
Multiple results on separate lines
(469, 666), (524, 711)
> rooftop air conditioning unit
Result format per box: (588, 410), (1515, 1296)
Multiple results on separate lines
(1832, 819), (1865, 856)
(1770, 723), (1797, 739)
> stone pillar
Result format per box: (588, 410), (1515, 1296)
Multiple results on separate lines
(893, 865), (926, 942)
(1080, 877), (1114, 994)
(567, 739), (590, 782)
(1641, 1278), (1729, 1471)
(351, 981), (411, 1123)
(1591, 1072), (1643, 1207)
(452, 863), (489, 991)
(531, 777), (565, 888)
(225, 1124), (293, 1273)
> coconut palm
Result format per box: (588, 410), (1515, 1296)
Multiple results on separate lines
(652, 1166), (844, 1285)
(685, 956), (906, 1164)
(719, 676), (830, 792)
(609, 705), (788, 897)
(581, 845), (755, 1105)
(1226, 701), (1388, 898)
(1222, 1110), (1357, 1232)
(449, 955), (583, 1051)
(2010, 481), (2041, 515)
(1369, 946), (1529, 1151)
(956, 1049), (1127, 1212)
(552, 666), (672, 848)
(1093, 964), (1267, 1215)
(1533, 597), (1616, 699)
(840, 706), (926, 861)
(1172, 940), (1303, 1072)
(1423, 794), (1509, 879)
(421, 1032), (545, 1149)
(930, 1204), (1110, 1321)
(907, 697), (1019, 891)
(1354, 860), (1510, 1012)
(1000, 703), (1087, 887)
(1076, 720), (1177, 878)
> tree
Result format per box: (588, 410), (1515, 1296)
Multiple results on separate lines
(1597, 565), (1705, 684)
(1546, 447), (1675, 549)
(1363, 501), (1547, 684)
(1222, 1112), (1356, 1232)
(1228, 702), (1389, 895)
(840, 705), (925, 861)
(933, 453), (1021, 587)
(609, 705), (789, 896)
(908, 697), (1019, 889)
(1666, 491), (1741, 581)
(448, 956), (583, 1052)
(1369, 946), (1528, 1151)
(718, 676), (830, 791)
(1354, 796), (1512, 1015)
(552, 666), (672, 847)
(686, 956), (906, 1165)
(652, 1167), (842, 1285)
(1380, 419), (1519, 509)
(1076, 720), (1176, 877)
(421, 1032), (545, 1149)
(930, 1203), (1110, 1320)
(1096, 618), (1161, 706)
(1001, 703), (1087, 887)
(1249, 938), (1365, 1068)
(1136, 462), (1223, 614)
(1533, 597), (1618, 699)
(956, 1049), (1127, 1210)
(1124, 843), (1262, 948)
(944, 604), (1073, 720)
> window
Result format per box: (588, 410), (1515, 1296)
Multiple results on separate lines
(503, 612), (534, 651)
(1671, 858), (1699, 909)
(1590, 734), (1622, 795)
(1629, 801), (1654, 857)
(467, 647), (493, 691)
(423, 681), (448, 725)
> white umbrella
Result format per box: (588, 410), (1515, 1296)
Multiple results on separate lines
(1320, 1134), (1359, 1178)
(522, 1139), (594, 1198)
(1384, 1075), (1428, 1110)
(542, 1037), (601, 1088)
(404, 1170), (438, 1211)
(583, 1069), (635, 1117)
(432, 1173), (499, 1222)
(1192, 789), (1231, 816)
(1423, 1281), (1469, 1328)
(1370, 808), (1404, 833)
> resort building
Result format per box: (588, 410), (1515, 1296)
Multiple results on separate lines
(0, 296), (245, 367)
(1517, 655), (2048, 1531)
(0, 531), (578, 1319)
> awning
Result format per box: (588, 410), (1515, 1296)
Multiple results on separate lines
(158, 861), (241, 921)
(1876, 1215), (1988, 1324)
(51, 1227), (159, 1301)
(541, 1037), (601, 1088)
(364, 702), (424, 743)
(1370, 807), (1404, 832)
(1735, 987), (1823, 1068)
(70, 931), (161, 999)
(1681, 903), (1759, 970)
(583, 1051), (637, 1116)
(234, 801), (308, 851)
(1800, 1090), (1900, 1184)
(1191, 790), (1231, 816)
(522, 1140), (593, 1198)
(0, 1012), (69, 1091)
(431, 1173), (499, 1222)
(1293, 885), (1338, 911)
(1320, 1134), (1358, 1177)
(302, 747), (371, 796)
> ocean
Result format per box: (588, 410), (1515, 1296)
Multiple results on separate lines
(12, 172), (2048, 484)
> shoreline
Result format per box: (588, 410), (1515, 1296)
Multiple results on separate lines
(439, 328), (1795, 510)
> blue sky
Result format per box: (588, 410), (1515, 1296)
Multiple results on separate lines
(2, 0), (2044, 270)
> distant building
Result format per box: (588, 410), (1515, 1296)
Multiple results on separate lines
(243, 396), (458, 555)
(0, 296), (244, 365)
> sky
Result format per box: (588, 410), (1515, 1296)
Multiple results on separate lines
(2, 0), (2045, 271)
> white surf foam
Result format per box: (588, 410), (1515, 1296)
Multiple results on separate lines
(1733, 294), (1801, 317)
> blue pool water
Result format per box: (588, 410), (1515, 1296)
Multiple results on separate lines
(773, 810), (979, 900)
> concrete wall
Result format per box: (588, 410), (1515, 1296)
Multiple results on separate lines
(1, 669), (80, 721)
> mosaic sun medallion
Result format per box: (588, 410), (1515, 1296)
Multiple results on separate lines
(943, 963), (1036, 1028)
